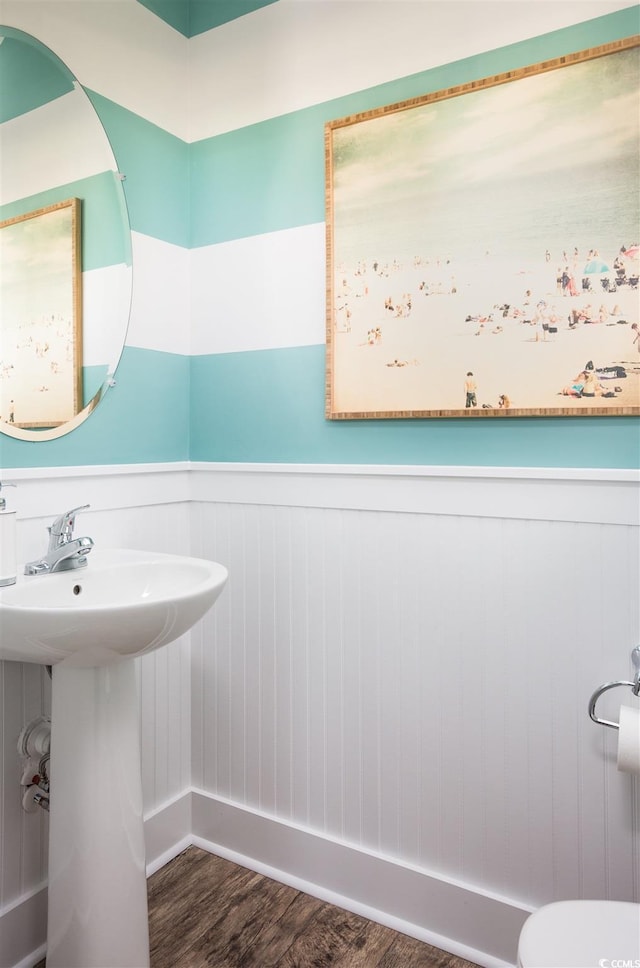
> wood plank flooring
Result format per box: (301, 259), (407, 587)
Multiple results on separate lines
(149, 847), (479, 968)
(36, 846), (481, 967)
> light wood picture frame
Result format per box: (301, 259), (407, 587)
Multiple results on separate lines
(1, 198), (82, 428)
(325, 39), (640, 419)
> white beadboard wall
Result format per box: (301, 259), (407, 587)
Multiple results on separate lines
(1, 463), (639, 968)
(189, 466), (640, 916)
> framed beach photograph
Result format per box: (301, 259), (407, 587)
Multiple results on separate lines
(0, 198), (82, 428)
(325, 39), (640, 418)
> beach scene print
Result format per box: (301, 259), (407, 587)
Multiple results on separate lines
(327, 43), (640, 417)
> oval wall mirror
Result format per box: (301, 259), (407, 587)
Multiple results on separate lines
(0, 26), (132, 441)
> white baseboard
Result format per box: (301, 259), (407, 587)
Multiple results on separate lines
(0, 884), (47, 968)
(9, 946), (47, 968)
(2, 788), (529, 968)
(190, 788), (530, 968)
(144, 790), (192, 876)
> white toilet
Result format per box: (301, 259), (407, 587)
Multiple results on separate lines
(517, 899), (640, 967)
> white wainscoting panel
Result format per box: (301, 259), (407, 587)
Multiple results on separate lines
(189, 465), (640, 965)
(2, 463), (638, 968)
(0, 663), (50, 909)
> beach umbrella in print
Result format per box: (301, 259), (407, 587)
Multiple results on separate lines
(621, 245), (639, 262)
(583, 257), (611, 274)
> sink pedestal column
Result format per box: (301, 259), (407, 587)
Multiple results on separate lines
(47, 661), (150, 968)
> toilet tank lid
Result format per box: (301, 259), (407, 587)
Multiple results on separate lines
(518, 900), (640, 968)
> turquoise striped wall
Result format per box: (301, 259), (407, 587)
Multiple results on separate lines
(191, 12), (637, 247)
(136, 0), (278, 36)
(0, 348), (189, 468)
(0, 31), (73, 121)
(0, 171), (131, 272)
(190, 345), (638, 467)
(1, 6), (638, 470)
(87, 91), (190, 248)
(188, 8), (640, 468)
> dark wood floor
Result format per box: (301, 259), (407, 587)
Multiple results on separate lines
(148, 847), (479, 968)
(37, 846), (480, 967)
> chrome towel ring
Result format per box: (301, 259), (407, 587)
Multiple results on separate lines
(588, 646), (640, 730)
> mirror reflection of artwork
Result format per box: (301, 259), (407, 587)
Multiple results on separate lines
(0, 25), (133, 442)
(1, 198), (82, 428)
(325, 39), (640, 419)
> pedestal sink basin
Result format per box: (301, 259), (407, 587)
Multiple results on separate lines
(0, 548), (228, 967)
(0, 547), (228, 665)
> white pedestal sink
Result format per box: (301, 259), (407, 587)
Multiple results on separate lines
(0, 548), (228, 967)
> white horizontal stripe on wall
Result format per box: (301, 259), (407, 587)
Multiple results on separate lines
(128, 233), (191, 355)
(83, 263), (133, 365)
(0, 87), (116, 205)
(190, 223), (326, 355)
(187, 0), (639, 140)
(4, 1), (636, 145)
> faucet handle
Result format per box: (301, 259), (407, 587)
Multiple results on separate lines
(49, 504), (90, 541)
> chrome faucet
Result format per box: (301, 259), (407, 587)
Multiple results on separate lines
(24, 505), (94, 575)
